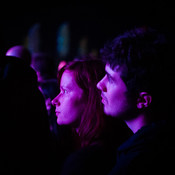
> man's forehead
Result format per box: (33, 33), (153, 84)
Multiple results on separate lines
(105, 64), (120, 74)
(105, 63), (128, 74)
(105, 63), (129, 82)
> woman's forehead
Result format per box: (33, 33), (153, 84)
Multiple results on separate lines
(60, 70), (82, 91)
(60, 70), (75, 86)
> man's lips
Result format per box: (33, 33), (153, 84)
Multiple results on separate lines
(101, 94), (107, 104)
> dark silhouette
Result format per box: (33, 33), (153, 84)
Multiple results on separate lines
(6, 45), (32, 65)
(0, 55), (58, 174)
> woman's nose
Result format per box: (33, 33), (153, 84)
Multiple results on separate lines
(51, 95), (60, 107)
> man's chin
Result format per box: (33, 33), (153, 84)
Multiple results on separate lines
(104, 108), (116, 117)
(104, 107), (131, 119)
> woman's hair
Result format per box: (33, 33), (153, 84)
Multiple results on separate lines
(57, 58), (106, 147)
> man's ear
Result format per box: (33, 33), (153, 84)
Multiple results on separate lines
(137, 92), (152, 109)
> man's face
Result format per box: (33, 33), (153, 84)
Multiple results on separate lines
(97, 64), (131, 118)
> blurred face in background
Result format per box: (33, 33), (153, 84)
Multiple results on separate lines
(52, 70), (86, 128)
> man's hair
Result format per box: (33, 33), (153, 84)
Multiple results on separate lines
(100, 26), (174, 119)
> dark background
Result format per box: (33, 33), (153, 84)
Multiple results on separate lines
(1, 2), (175, 62)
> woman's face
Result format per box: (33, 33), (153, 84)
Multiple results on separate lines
(52, 70), (86, 128)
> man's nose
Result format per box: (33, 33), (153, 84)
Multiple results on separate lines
(97, 77), (107, 92)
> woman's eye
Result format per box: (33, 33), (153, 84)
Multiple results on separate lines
(64, 89), (68, 94)
(60, 87), (69, 94)
(61, 89), (68, 94)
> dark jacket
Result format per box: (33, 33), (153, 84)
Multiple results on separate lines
(60, 144), (116, 175)
(108, 119), (175, 175)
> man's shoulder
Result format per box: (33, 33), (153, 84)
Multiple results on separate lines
(109, 120), (174, 175)
(119, 120), (168, 149)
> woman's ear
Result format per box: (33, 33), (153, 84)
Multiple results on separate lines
(137, 92), (152, 109)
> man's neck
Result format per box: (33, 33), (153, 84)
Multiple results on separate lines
(124, 113), (150, 134)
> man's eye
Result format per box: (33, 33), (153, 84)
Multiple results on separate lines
(107, 74), (113, 82)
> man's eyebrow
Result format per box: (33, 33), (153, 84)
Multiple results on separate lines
(106, 71), (112, 77)
(106, 72), (114, 81)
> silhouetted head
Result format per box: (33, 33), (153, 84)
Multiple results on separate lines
(31, 52), (56, 81)
(6, 45), (31, 65)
